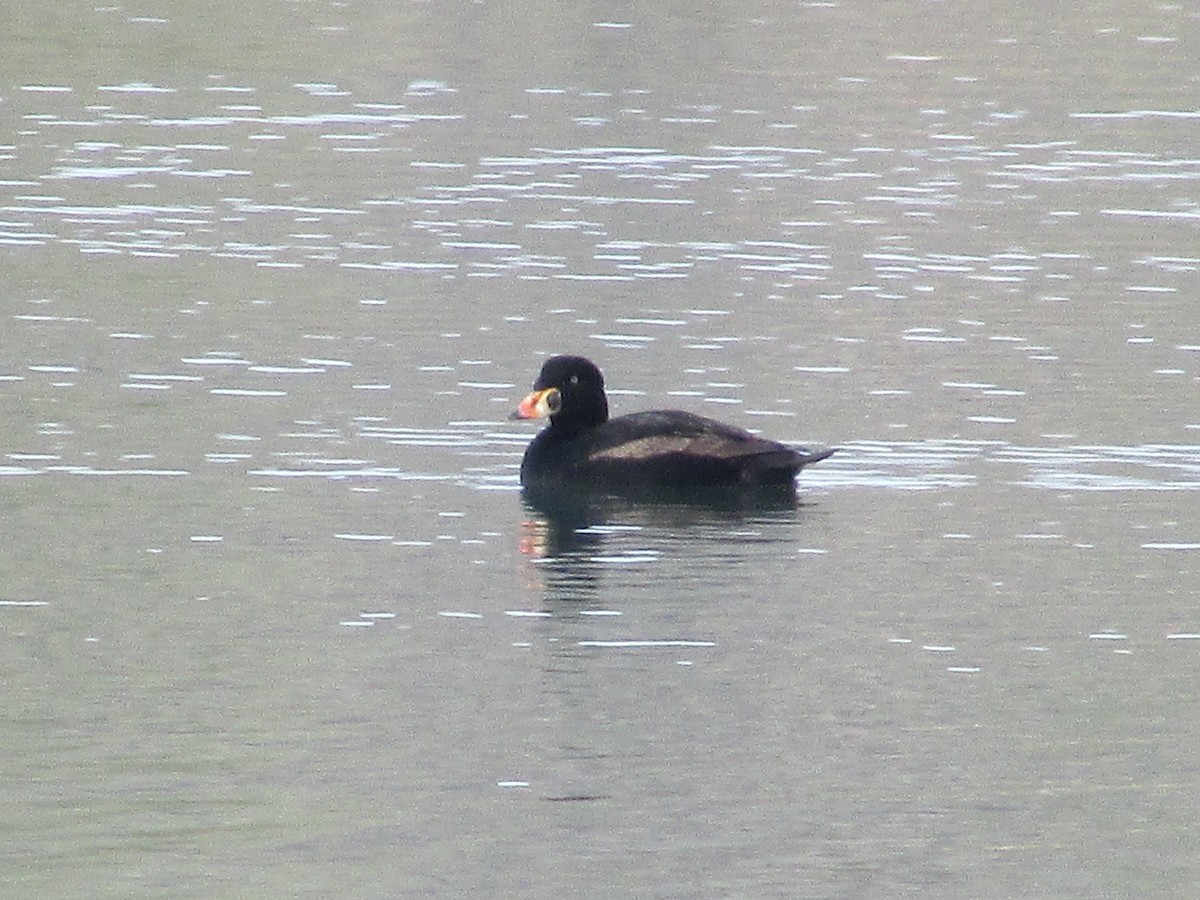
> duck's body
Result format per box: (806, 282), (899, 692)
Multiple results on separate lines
(511, 356), (835, 494)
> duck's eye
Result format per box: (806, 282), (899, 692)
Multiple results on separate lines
(569, 375), (579, 385)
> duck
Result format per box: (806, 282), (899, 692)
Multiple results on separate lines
(510, 355), (835, 495)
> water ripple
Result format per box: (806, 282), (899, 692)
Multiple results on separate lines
(1006, 444), (1200, 491)
(745, 440), (1200, 493)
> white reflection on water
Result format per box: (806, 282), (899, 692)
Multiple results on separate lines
(13, 91), (1194, 298)
(808, 440), (981, 490)
(1001, 444), (1200, 491)
(247, 467), (453, 482)
(813, 440), (1200, 492)
(2, 396), (1196, 496)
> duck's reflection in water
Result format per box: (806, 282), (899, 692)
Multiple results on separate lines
(517, 483), (815, 605)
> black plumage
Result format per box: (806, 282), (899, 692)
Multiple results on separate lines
(511, 355), (835, 494)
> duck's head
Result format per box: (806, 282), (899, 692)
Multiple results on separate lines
(510, 355), (609, 429)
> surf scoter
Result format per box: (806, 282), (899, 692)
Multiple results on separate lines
(510, 355), (835, 493)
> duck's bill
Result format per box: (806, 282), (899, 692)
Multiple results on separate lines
(509, 387), (560, 420)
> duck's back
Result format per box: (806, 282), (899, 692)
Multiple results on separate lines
(521, 409), (828, 489)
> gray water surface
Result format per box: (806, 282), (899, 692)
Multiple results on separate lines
(3, 2), (1200, 897)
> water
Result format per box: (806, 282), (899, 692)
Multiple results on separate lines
(3, 1), (1200, 896)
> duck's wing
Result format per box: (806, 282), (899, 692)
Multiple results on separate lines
(584, 410), (836, 480)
